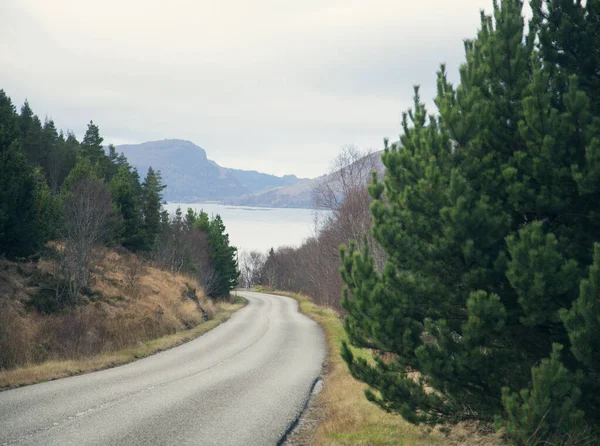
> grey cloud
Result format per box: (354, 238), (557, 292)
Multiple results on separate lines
(2, 0), (494, 177)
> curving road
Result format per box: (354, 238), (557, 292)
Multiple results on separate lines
(0, 291), (326, 445)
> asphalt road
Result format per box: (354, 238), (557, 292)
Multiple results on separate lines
(0, 291), (326, 445)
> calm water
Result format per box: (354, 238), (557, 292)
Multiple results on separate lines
(164, 203), (322, 254)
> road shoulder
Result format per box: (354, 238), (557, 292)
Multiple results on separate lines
(269, 291), (503, 446)
(0, 297), (247, 390)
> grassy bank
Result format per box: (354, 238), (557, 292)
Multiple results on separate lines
(0, 300), (244, 389)
(267, 290), (502, 446)
(0, 248), (246, 389)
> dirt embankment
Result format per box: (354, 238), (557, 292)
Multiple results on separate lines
(0, 247), (232, 387)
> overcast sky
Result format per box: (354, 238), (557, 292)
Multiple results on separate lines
(2, 0), (498, 178)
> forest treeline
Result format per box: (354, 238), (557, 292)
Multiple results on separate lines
(243, 1), (600, 444)
(0, 90), (238, 308)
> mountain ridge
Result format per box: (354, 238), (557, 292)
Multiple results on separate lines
(115, 139), (310, 205)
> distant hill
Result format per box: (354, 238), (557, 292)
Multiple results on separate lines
(115, 140), (309, 203)
(225, 151), (385, 208)
(224, 176), (320, 208)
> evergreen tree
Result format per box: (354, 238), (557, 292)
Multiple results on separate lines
(194, 210), (210, 232)
(340, 0), (600, 441)
(141, 167), (166, 251)
(204, 214), (238, 297)
(185, 207), (197, 230)
(18, 100), (33, 140)
(0, 90), (19, 150)
(110, 164), (144, 250)
(105, 144), (120, 181)
(0, 92), (56, 258)
(19, 106), (44, 167)
(32, 167), (61, 243)
(59, 131), (80, 186)
(62, 156), (102, 192)
(80, 120), (106, 168)
(531, 0), (600, 113)
(42, 119), (61, 193)
(0, 142), (45, 258)
(261, 247), (277, 288)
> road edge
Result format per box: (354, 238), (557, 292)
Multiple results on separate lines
(0, 297), (248, 391)
(261, 290), (331, 446)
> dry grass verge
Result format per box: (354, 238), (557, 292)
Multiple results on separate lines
(0, 248), (246, 389)
(267, 290), (504, 446)
(0, 300), (244, 389)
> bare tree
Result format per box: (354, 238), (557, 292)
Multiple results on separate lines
(124, 255), (144, 297)
(197, 262), (219, 297)
(312, 145), (381, 216)
(239, 252), (252, 288)
(259, 146), (387, 310)
(62, 178), (116, 301)
(239, 251), (265, 288)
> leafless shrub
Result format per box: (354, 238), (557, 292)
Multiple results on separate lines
(124, 256), (144, 297)
(0, 300), (34, 369)
(61, 178), (116, 301)
(153, 211), (221, 298)
(260, 146), (386, 310)
(312, 145), (380, 215)
(154, 209), (188, 272)
(239, 251), (265, 288)
(197, 262), (219, 298)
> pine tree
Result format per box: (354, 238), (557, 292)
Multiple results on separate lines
(62, 157), (102, 192)
(42, 119), (61, 193)
(19, 104), (44, 167)
(204, 214), (238, 297)
(261, 247), (277, 288)
(190, 212), (238, 298)
(0, 142), (46, 258)
(0, 90), (19, 150)
(340, 0), (600, 440)
(0, 92), (56, 258)
(141, 167), (166, 251)
(80, 120), (106, 168)
(560, 243), (600, 420)
(185, 208), (197, 230)
(105, 144), (120, 181)
(18, 100), (33, 140)
(531, 0), (600, 112)
(110, 164), (144, 250)
(57, 131), (79, 188)
(500, 344), (585, 444)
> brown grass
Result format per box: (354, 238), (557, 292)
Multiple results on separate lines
(0, 302), (242, 389)
(0, 249), (245, 389)
(268, 290), (504, 446)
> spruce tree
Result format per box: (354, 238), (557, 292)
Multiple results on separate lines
(80, 120), (106, 168)
(105, 144), (120, 181)
(0, 92), (56, 258)
(0, 142), (46, 258)
(185, 207), (197, 230)
(0, 90), (19, 150)
(42, 119), (61, 193)
(191, 211), (238, 298)
(205, 215), (238, 297)
(57, 132), (80, 188)
(340, 0), (600, 441)
(110, 164), (144, 250)
(61, 157), (102, 192)
(141, 167), (166, 251)
(19, 104), (44, 167)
